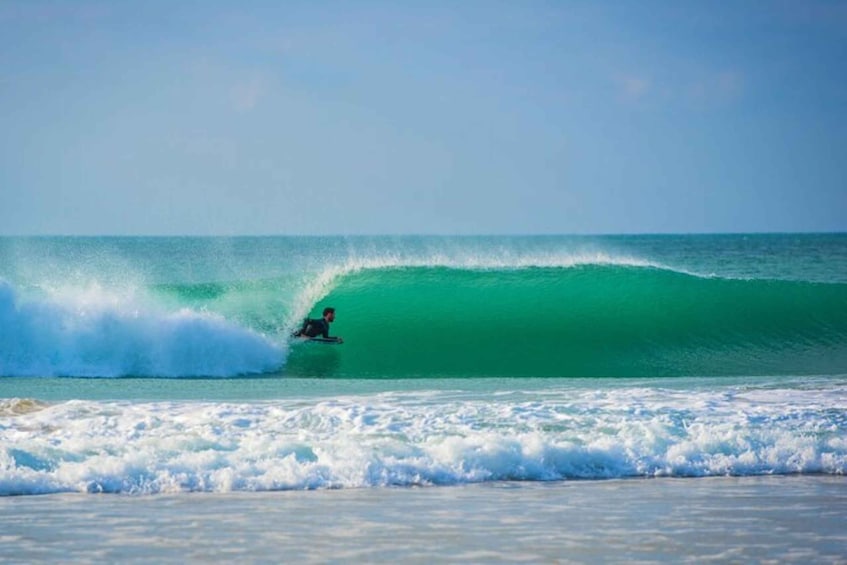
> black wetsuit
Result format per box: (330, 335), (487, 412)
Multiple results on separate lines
(299, 318), (330, 339)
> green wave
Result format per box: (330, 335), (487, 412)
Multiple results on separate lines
(285, 265), (847, 378)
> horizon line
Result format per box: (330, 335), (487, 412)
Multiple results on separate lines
(1, 230), (845, 239)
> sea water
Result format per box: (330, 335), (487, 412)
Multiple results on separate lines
(1, 235), (846, 561)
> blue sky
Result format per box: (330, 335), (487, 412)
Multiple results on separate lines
(1, 0), (845, 235)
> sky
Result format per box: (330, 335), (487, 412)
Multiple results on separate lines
(1, 0), (845, 235)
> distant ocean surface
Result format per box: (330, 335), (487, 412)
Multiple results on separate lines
(2, 234), (846, 497)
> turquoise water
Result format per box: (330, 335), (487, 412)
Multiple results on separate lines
(1, 235), (846, 495)
(3, 234), (846, 379)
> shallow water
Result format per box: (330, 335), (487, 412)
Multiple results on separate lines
(2, 476), (845, 563)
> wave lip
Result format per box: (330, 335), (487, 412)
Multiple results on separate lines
(0, 281), (284, 378)
(281, 250), (679, 333)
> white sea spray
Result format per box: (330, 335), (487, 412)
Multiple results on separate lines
(2, 383), (845, 495)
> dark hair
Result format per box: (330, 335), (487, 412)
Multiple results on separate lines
(322, 307), (335, 317)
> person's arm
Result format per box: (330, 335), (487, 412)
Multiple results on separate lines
(321, 320), (344, 343)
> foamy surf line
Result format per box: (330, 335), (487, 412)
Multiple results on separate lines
(2, 384), (845, 495)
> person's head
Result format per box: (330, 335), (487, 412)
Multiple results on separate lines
(322, 307), (336, 322)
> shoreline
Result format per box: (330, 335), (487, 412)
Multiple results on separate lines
(2, 475), (845, 563)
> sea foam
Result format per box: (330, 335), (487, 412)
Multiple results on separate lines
(2, 383), (844, 495)
(0, 281), (284, 377)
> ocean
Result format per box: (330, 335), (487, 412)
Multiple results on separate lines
(2, 234), (846, 562)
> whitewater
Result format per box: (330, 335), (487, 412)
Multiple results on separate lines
(2, 234), (846, 562)
(2, 378), (846, 496)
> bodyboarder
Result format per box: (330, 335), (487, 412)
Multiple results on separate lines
(293, 307), (344, 343)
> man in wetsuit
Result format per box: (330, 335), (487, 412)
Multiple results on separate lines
(295, 307), (343, 343)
